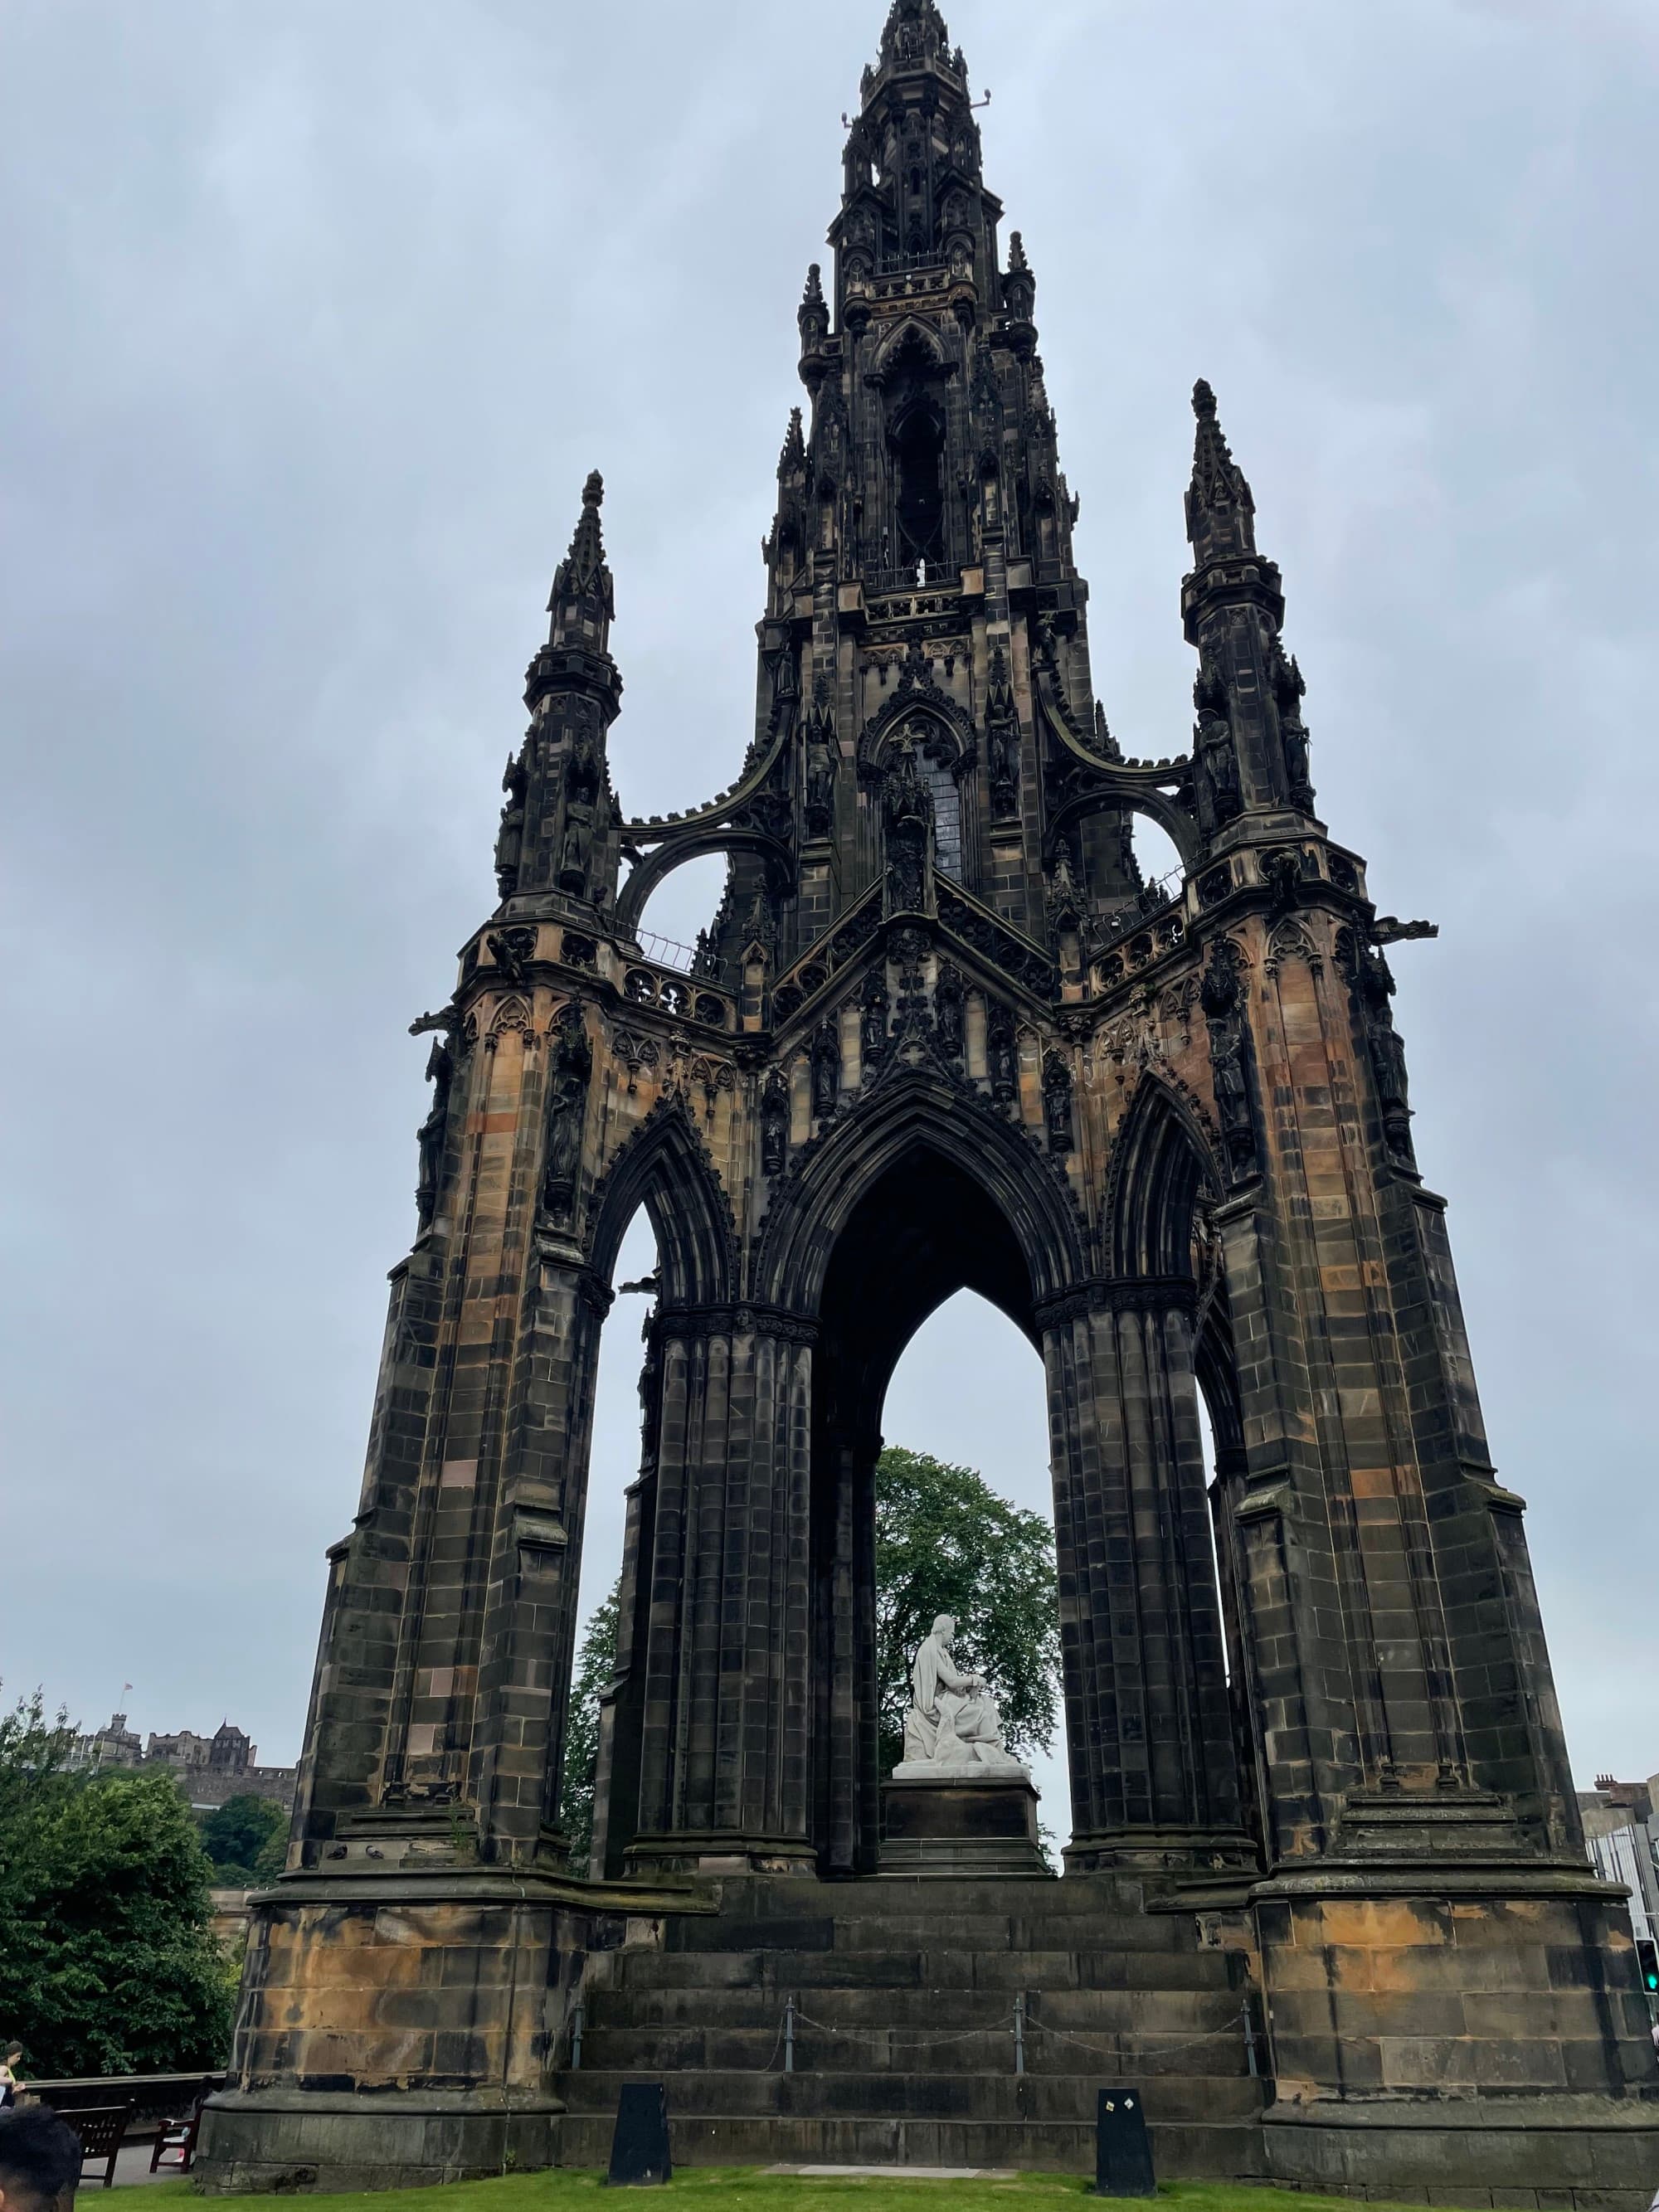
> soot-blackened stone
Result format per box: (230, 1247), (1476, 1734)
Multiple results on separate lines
(1094, 2083), (1155, 2197)
(606, 2082), (670, 2187)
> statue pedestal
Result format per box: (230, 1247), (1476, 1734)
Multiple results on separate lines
(878, 1772), (1049, 1878)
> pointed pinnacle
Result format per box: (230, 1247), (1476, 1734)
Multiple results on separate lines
(802, 262), (825, 306)
(547, 467), (614, 629)
(1185, 379), (1255, 560)
(1009, 230), (1029, 270)
(780, 406), (805, 472)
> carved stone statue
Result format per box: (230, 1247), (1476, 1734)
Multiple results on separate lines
(760, 1068), (789, 1176)
(882, 737), (934, 914)
(893, 1615), (1029, 1780)
(805, 732), (835, 837)
(415, 1037), (453, 1231)
(1193, 707), (1241, 834)
(558, 805), (593, 896)
(494, 756), (526, 901)
(540, 1006), (592, 1223)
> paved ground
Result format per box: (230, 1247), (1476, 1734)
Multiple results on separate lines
(89, 2143), (181, 2190)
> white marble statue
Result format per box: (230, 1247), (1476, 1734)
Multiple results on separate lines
(893, 1614), (1030, 1781)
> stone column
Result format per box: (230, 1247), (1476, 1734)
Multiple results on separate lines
(624, 1310), (816, 1874)
(467, 1257), (610, 1861)
(809, 1407), (882, 1877)
(1044, 1290), (1249, 1872)
(1215, 921), (1659, 2150)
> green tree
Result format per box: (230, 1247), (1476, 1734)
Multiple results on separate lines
(557, 1582), (620, 1878)
(0, 1689), (231, 2076)
(200, 1792), (287, 1885)
(875, 1447), (1060, 1777)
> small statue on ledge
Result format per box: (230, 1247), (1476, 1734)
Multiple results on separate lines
(893, 1615), (1029, 1781)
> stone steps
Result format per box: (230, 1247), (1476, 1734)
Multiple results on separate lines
(552, 1873), (1265, 2182)
(566, 2061), (1265, 2132)
(552, 2101), (1267, 2180)
(584, 1983), (1247, 2033)
(564, 2050), (1262, 2119)
(611, 1945), (1228, 1991)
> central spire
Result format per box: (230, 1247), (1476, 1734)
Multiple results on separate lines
(872, 0), (966, 87)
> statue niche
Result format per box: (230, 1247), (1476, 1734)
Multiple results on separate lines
(880, 1613), (1047, 1878)
(881, 736), (936, 914)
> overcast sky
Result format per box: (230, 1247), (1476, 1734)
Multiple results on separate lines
(2, 2), (1655, 1831)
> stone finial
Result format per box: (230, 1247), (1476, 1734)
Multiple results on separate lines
(1185, 377), (1255, 563)
(547, 468), (615, 638)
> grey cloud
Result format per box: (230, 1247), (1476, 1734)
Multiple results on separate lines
(1, 1), (1652, 1798)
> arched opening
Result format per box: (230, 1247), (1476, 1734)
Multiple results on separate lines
(1106, 1077), (1263, 1860)
(562, 1204), (658, 1875)
(808, 1141), (1041, 1873)
(1128, 814), (1184, 902)
(575, 1103), (740, 1875)
(625, 850), (727, 967)
(891, 399), (946, 571)
(882, 1290), (1064, 1841)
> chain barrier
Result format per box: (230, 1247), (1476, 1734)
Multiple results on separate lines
(768, 1998), (1257, 2073)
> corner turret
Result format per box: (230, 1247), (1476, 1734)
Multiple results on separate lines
(1181, 382), (1316, 836)
(496, 472), (625, 916)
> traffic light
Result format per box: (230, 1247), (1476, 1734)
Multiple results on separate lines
(1637, 1937), (1659, 1997)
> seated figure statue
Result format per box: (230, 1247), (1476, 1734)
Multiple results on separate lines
(893, 1614), (1030, 1780)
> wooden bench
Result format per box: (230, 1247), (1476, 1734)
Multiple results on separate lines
(149, 2094), (207, 2175)
(55, 2106), (134, 2190)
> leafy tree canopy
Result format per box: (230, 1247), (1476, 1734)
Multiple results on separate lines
(557, 1582), (620, 1879)
(200, 1793), (287, 1885)
(0, 1689), (232, 2076)
(875, 1446), (1060, 1777)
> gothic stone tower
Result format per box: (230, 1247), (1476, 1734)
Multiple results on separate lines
(199, 2), (1659, 2198)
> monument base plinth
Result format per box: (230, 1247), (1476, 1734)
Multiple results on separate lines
(878, 1772), (1049, 1877)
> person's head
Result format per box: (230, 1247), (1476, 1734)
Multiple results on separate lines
(0, 2106), (83, 2212)
(0, 2052), (18, 2072)
(931, 1615), (954, 1640)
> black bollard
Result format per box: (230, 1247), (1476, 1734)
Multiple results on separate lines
(1094, 2085), (1155, 2198)
(606, 2082), (671, 2187)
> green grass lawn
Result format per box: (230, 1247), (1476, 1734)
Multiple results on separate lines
(159, 2165), (1460, 2212)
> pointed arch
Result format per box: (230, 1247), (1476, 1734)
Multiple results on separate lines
(586, 1097), (737, 1307)
(756, 1066), (1086, 1315)
(1104, 1073), (1224, 1281)
(615, 826), (792, 938)
(867, 315), (951, 385)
